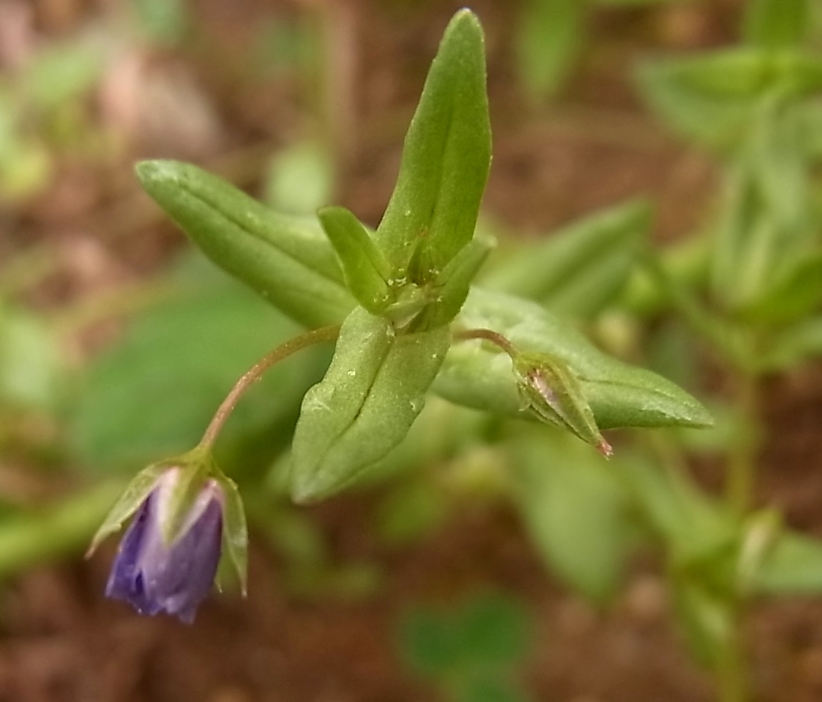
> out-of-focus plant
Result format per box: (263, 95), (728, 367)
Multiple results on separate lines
(399, 591), (533, 702)
(514, 0), (702, 103)
(0, 35), (108, 203)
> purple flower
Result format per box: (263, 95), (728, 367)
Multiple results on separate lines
(105, 470), (223, 624)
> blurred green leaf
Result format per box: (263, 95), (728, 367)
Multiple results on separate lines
(135, 160), (354, 327)
(0, 305), (64, 411)
(376, 10), (491, 276)
(671, 578), (734, 669)
(515, 434), (633, 603)
(514, 0), (586, 102)
(22, 42), (103, 110)
(264, 139), (334, 215)
(743, 0), (811, 49)
(761, 315), (822, 369)
(636, 48), (822, 149)
(743, 251), (822, 324)
(483, 200), (650, 318)
(754, 532), (822, 594)
(290, 307), (448, 502)
(454, 592), (531, 669)
(132, 0), (190, 45)
(400, 606), (461, 677)
(457, 677), (531, 702)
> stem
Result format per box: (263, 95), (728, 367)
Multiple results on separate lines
(453, 327), (517, 357)
(725, 371), (760, 516)
(198, 324), (340, 450)
(718, 618), (747, 702)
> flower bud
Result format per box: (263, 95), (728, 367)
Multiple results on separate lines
(513, 352), (612, 457)
(88, 449), (248, 623)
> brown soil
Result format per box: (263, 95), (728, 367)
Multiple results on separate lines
(4, 1), (822, 701)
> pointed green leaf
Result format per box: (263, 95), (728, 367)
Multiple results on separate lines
(439, 288), (712, 430)
(318, 206), (392, 314)
(135, 160), (354, 327)
(376, 10), (491, 276)
(290, 307), (448, 502)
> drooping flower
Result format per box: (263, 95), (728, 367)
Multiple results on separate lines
(89, 451), (248, 624)
(105, 469), (223, 623)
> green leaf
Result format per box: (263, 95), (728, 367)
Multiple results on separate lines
(454, 592), (531, 669)
(135, 160), (354, 327)
(761, 315), (822, 369)
(514, 0), (587, 102)
(743, 251), (822, 324)
(671, 578), (734, 669)
(319, 206), (392, 314)
(0, 304), (64, 411)
(636, 48), (822, 149)
(376, 10), (491, 277)
(514, 435), (633, 603)
(290, 307), (449, 502)
(754, 532), (822, 594)
(264, 139), (334, 215)
(457, 678), (531, 702)
(439, 288), (712, 430)
(743, 0), (811, 49)
(398, 606), (461, 678)
(483, 200), (650, 318)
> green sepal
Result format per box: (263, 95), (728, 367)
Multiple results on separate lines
(213, 468), (248, 594)
(375, 10), (491, 277)
(87, 461), (168, 556)
(318, 206), (392, 314)
(439, 288), (712, 430)
(135, 160), (354, 327)
(158, 447), (214, 545)
(290, 307), (449, 502)
(513, 352), (611, 455)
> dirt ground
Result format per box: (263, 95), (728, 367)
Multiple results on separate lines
(3, 0), (822, 701)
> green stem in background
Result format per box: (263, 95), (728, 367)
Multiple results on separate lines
(725, 370), (760, 516)
(198, 324), (341, 451)
(453, 327), (517, 357)
(718, 612), (747, 702)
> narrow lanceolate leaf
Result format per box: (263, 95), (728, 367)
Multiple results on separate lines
(438, 288), (712, 430)
(290, 307), (449, 502)
(376, 9), (491, 277)
(482, 200), (650, 318)
(135, 160), (354, 328)
(318, 206), (392, 314)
